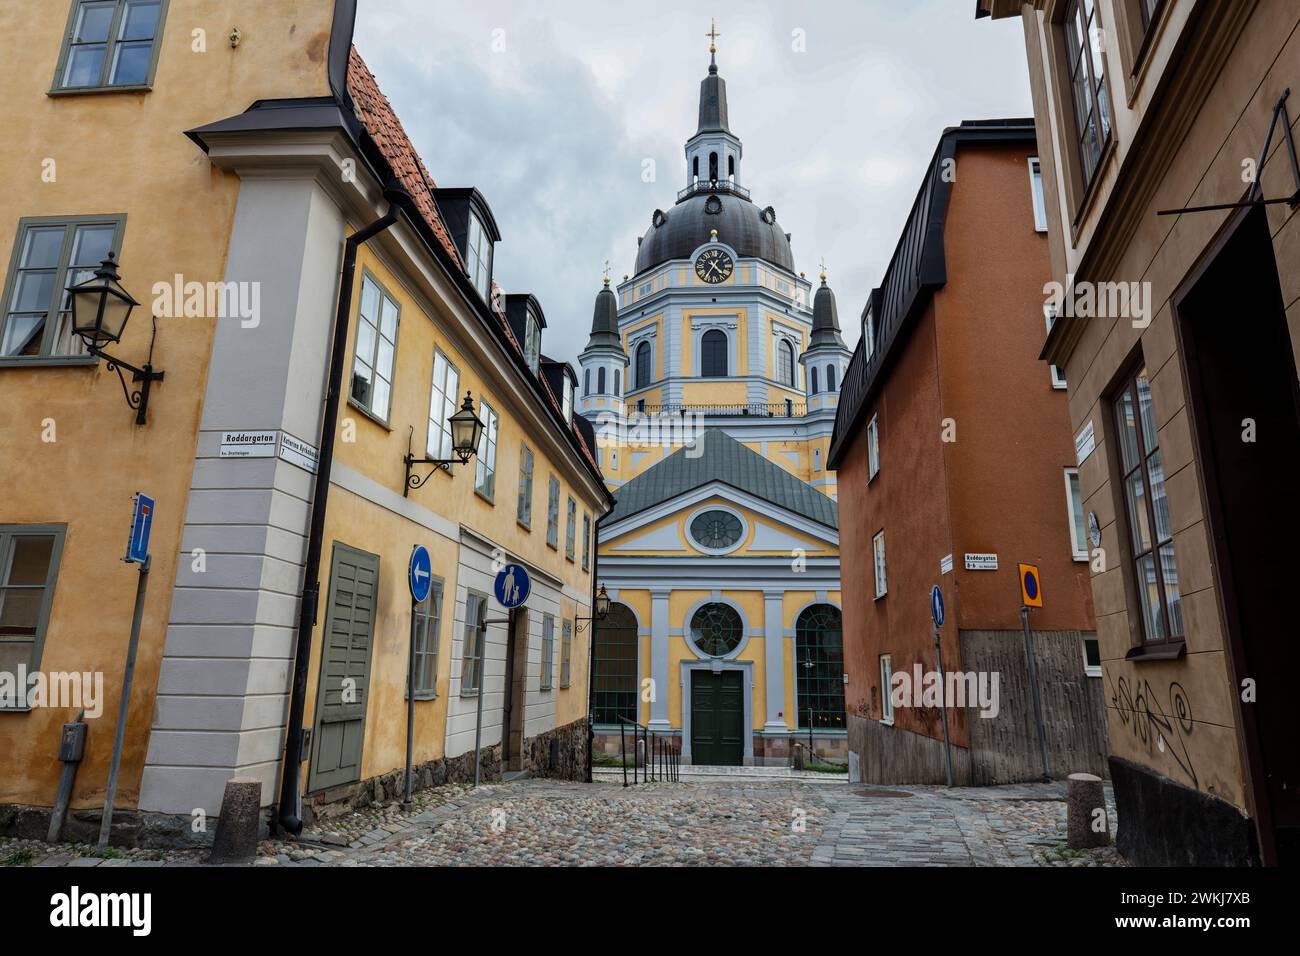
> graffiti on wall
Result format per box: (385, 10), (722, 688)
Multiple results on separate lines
(1109, 675), (1197, 788)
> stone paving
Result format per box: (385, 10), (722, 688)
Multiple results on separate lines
(0, 777), (1124, 867)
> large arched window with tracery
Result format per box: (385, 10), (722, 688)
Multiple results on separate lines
(592, 603), (638, 725)
(795, 604), (845, 729)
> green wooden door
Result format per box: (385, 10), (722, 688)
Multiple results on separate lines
(690, 670), (744, 766)
(307, 544), (380, 792)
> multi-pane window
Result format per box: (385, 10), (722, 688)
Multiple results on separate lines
(582, 513), (591, 571)
(465, 213), (493, 301)
(56, 0), (165, 91)
(1045, 304), (1067, 388)
(1029, 157), (1048, 231)
(523, 312), (540, 374)
(635, 340), (652, 389)
(873, 530), (888, 598)
(560, 620), (573, 688)
(0, 527), (64, 689)
(592, 603), (638, 725)
(460, 591), (486, 694)
(867, 414), (880, 480)
(795, 604), (845, 730)
(776, 339), (795, 387)
(540, 613), (555, 691)
(351, 273), (398, 421)
(811, 367), (819, 394)
(546, 476), (560, 549)
(1114, 366), (1183, 643)
(1064, 0), (1112, 188)
(427, 349), (460, 464)
(1, 217), (122, 358)
(474, 400), (499, 500)
(562, 378), (573, 423)
(1065, 468), (1088, 561)
(412, 580), (443, 698)
(565, 497), (577, 561)
(701, 329), (728, 377)
(516, 443), (534, 528)
(879, 655), (894, 724)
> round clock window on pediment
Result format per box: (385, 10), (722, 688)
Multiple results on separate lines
(690, 602), (743, 657)
(691, 509), (742, 550)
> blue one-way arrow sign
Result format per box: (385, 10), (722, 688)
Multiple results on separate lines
(408, 545), (432, 604)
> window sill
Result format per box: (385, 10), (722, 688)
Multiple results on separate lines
(874, 591), (887, 601)
(1072, 553), (1090, 563)
(405, 691), (438, 702)
(0, 705), (34, 713)
(474, 487), (494, 505)
(0, 355), (97, 370)
(879, 716), (894, 727)
(1124, 640), (1186, 663)
(1069, 137), (1117, 242)
(48, 84), (153, 97)
(517, 519), (531, 532)
(345, 398), (393, 432)
(1084, 668), (1103, 679)
(459, 688), (480, 699)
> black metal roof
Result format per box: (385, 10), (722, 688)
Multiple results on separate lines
(827, 119), (1037, 468)
(585, 281), (622, 350)
(810, 278), (844, 348)
(697, 64), (730, 134)
(604, 429), (838, 528)
(634, 190), (794, 276)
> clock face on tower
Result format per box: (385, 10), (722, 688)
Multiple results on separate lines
(695, 248), (734, 284)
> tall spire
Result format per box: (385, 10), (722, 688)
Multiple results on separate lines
(810, 269), (846, 348)
(697, 19), (730, 134)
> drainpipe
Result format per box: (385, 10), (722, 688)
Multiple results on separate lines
(585, 512), (605, 784)
(277, 184), (414, 836)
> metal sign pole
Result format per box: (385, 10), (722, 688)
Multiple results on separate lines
(1021, 604), (1051, 782)
(403, 597), (417, 810)
(472, 617), (489, 787)
(99, 556), (149, 848)
(933, 622), (954, 788)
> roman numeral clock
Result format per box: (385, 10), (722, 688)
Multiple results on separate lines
(695, 247), (734, 284)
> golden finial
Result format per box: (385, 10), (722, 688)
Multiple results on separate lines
(707, 18), (720, 54)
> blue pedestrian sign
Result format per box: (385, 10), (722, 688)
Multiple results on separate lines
(408, 545), (432, 604)
(494, 563), (530, 609)
(930, 585), (945, 628)
(124, 493), (154, 564)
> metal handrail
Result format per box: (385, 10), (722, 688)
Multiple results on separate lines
(640, 402), (807, 418)
(676, 179), (751, 202)
(617, 717), (680, 785)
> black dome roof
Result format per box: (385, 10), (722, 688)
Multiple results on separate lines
(634, 190), (794, 276)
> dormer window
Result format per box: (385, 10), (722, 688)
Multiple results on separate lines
(465, 213), (493, 301)
(562, 377), (573, 424)
(523, 310), (541, 374)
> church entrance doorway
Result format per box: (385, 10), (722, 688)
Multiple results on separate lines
(690, 669), (744, 766)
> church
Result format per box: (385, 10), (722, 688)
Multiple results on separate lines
(579, 28), (849, 766)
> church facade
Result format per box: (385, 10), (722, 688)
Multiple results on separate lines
(579, 34), (849, 766)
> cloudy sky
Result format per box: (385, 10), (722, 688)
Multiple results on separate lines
(353, 1), (1031, 367)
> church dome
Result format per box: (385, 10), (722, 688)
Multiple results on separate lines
(634, 190), (794, 276)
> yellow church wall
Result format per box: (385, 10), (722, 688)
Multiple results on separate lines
(602, 495), (834, 557)
(681, 380), (748, 405)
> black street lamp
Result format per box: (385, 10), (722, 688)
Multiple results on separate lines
(403, 390), (484, 494)
(576, 584), (610, 632)
(67, 252), (165, 426)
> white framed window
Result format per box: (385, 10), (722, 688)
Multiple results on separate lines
(540, 613), (555, 691)
(1065, 467), (1088, 561)
(582, 513), (591, 570)
(873, 530), (888, 598)
(516, 443), (534, 528)
(350, 272), (399, 421)
(460, 591), (486, 695)
(474, 400), (499, 501)
(562, 378), (573, 423)
(1082, 637), (1101, 677)
(560, 620), (573, 688)
(867, 413), (880, 480)
(879, 654), (894, 725)
(546, 476), (560, 549)
(426, 349), (460, 465)
(523, 311), (540, 374)
(863, 310), (876, 361)
(465, 213), (493, 301)
(1045, 303), (1066, 388)
(1028, 157), (1048, 232)
(565, 496), (577, 561)
(412, 579), (443, 698)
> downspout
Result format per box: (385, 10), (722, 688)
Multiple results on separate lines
(277, 183), (414, 836)
(584, 512), (605, 783)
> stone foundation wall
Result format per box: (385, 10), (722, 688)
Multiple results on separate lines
(522, 717), (590, 780)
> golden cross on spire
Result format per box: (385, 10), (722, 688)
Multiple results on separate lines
(707, 18), (720, 54)
(819, 257), (828, 282)
(602, 259), (611, 286)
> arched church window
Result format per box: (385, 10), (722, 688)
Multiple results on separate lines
(614, 369), (620, 395)
(777, 340), (795, 387)
(709, 151), (719, 181)
(728, 155), (735, 179)
(701, 329), (728, 377)
(690, 602), (743, 657)
(827, 365), (837, 391)
(584, 368), (590, 396)
(598, 367), (606, 394)
(811, 366), (819, 394)
(592, 603), (638, 725)
(693, 156), (699, 181)
(795, 604), (845, 729)
(636, 341), (652, 389)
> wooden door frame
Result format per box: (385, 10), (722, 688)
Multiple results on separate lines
(1171, 202), (1292, 866)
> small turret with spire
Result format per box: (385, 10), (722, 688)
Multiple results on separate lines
(800, 262), (853, 409)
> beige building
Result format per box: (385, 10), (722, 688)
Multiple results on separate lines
(977, 0), (1299, 865)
